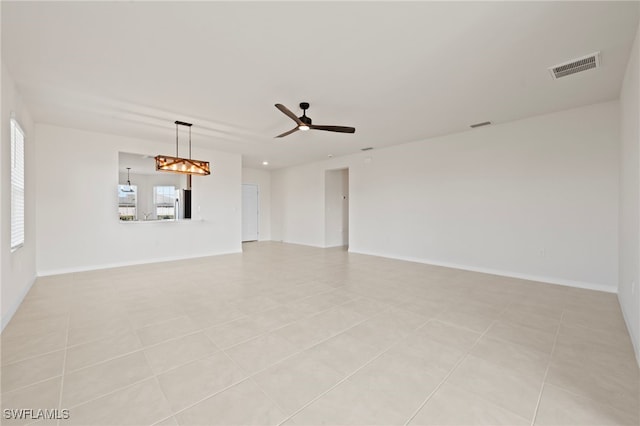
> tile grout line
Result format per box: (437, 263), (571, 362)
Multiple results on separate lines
(9, 308), (273, 387)
(145, 356), (180, 425)
(216, 338), (289, 422)
(62, 376), (162, 412)
(401, 318), (497, 426)
(1, 342), (68, 369)
(53, 302), (401, 424)
(5, 295), (393, 398)
(214, 305), (341, 348)
(10, 246), (633, 426)
(134, 313), (197, 333)
(402, 299), (517, 426)
(162, 372), (254, 422)
(150, 416), (177, 426)
(226, 302), (401, 375)
(216, 297), (401, 352)
(56, 313), (70, 426)
(48, 306), (175, 417)
(275, 315), (434, 426)
(0, 292), (406, 368)
(218, 296), (397, 352)
(165, 303), (408, 422)
(529, 311), (564, 426)
(2, 374), (65, 399)
(12, 294), (395, 418)
(157, 329), (283, 423)
(46, 307), (168, 419)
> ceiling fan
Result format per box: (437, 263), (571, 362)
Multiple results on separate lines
(274, 102), (356, 138)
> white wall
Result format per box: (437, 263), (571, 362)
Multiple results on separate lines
(242, 167), (271, 241)
(272, 101), (620, 291)
(1, 64), (36, 329)
(619, 24), (640, 364)
(272, 163), (325, 246)
(35, 124), (242, 275)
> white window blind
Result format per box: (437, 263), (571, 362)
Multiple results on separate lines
(154, 186), (176, 219)
(118, 185), (138, 221)
(10, 118), (25, 250)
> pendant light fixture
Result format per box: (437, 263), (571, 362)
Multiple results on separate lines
(155, 121), (211, 176)
(122, 167), (135, 193)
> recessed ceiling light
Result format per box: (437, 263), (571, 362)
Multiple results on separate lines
(262, 161), (269, 166)
(328, 154), (333, 158)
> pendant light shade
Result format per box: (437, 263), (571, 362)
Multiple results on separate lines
(155, 156), (210, 175)
(155, 121), (211, 176)
(122, 167), (135, 192)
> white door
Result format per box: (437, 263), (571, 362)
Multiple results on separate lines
(242, 184), (259, 242)
(324, 169), (349, 247)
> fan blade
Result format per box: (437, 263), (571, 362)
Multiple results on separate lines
(310, 125), (356, 134)
(275, 104), (304, 126)
(275, 127), (299, 138)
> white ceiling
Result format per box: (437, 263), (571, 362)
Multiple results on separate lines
(2, 1), (638, 169)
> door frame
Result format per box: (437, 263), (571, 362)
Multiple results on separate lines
(241, 183), (259, 242)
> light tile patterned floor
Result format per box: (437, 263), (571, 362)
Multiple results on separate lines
(1, 242), (638, 426)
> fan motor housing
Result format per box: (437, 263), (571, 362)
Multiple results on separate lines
(299, 115), (312, 125)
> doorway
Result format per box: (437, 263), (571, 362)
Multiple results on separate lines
(324, 168), (349, 248)
(241, 184), (259, 242)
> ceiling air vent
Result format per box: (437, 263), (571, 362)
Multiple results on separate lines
(549, 52), (600, 80)
(361, 147), (374, 151)
(470, 121), (492, 129)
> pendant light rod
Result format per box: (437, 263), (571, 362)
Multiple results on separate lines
(156, 120), (210, 176)
(122, 167), (135, 193)
(174, 121), (193, 159)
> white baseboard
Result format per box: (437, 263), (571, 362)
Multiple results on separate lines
(348, 248), (616, 294)
(618, 295), (640, 368)
(37, 249), (243, 277)
(1, 276), (36, 332)
(280, 239), (326, 249)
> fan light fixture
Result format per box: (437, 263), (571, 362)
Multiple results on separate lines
(155, 121), (211, 176)
(299, 125), (310, 131)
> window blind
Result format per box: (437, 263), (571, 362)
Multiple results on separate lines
(11, 119), (25, 250)
(154, 186), (177, 219)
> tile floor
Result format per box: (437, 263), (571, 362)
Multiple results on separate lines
(1, 242), (638, 426)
